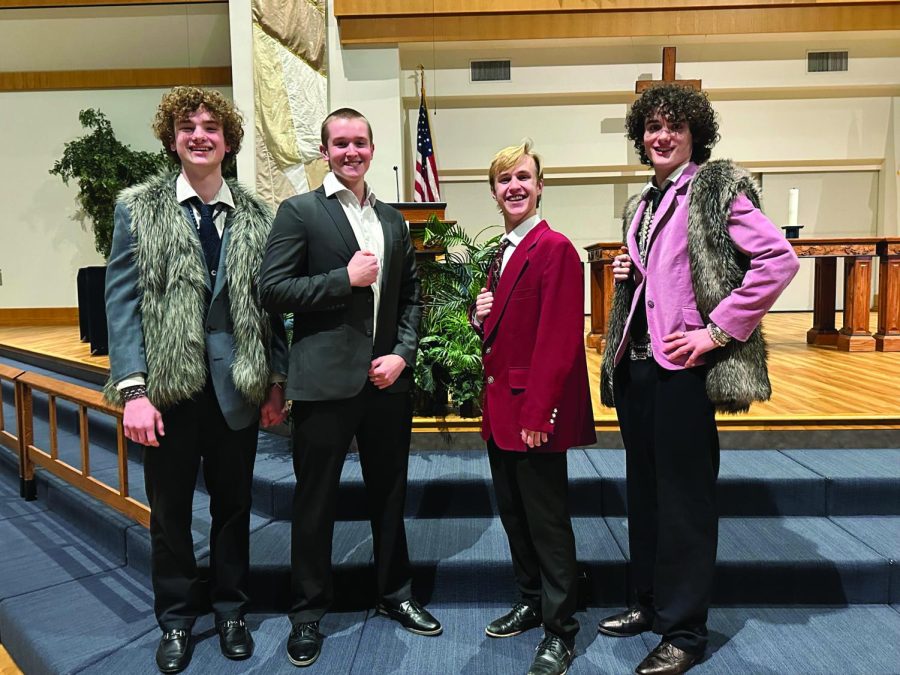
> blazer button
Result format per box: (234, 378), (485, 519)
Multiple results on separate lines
(365, 329), (373, 337)
(487, 375), (495, 384)
(647, 300), (655, 309)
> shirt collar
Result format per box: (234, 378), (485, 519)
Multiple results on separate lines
(640, 160), (691, 201)
(323, 171), (376, 207)
(502, 214), (541, 248)
(176, 172), (235, 209)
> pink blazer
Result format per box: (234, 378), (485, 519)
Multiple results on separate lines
(480, 221), (596, 453)
(614, 162), (800, 370)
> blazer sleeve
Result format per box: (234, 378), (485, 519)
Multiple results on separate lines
(267, 311), (289, 378)
(105, 202), (147, 385)
(391, 214), (422, 367)
(518, 238), (586, 434)
(259, 198), (353, 314)
(708, 194), (801, 342)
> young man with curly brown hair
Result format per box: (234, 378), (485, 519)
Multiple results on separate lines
(105, 86), (288, 673)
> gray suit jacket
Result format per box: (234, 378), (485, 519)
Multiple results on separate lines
(259, 185), (421, 401)
(106, 194), (289, 430)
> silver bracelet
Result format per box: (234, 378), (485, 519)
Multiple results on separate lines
(707, 322), (732, 347)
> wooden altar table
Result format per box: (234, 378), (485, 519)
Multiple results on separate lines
(584, 237), (899, 353)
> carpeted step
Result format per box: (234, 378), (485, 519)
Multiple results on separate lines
(606, 515), (893, 604)
(0, 566), (156, 675)
(242, 513), (896, 608)
(782, 449), (900, 515)
(831, 516), (900, 602)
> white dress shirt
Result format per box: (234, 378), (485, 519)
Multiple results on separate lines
(323, 171), (385, 340)
(500, 213), (541, 276)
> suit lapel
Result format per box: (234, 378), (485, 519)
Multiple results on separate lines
(315, 186), (360, 255)
(374, 201), (394, 299)
(484, 220), (548, 340)
(628, 200), (648, 276)
(210, 210), (232, 304)
(645, 163), (698, 254)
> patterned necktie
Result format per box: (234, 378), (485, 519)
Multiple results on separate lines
(638, 186), (665, 265)
(487, 239), (511, 293)
(194, 199), (222, 279)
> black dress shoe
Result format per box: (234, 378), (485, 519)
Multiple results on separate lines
(485, 602), (542, 638)
(156, 629), (193, 674)
(527, 634), (573, 675)
(287, 621), (324, 667)
(597, 607), (653, 637)
(635, 641), (700, 675)
(217, 618), (254, 660)
(376, 598), (443, 636)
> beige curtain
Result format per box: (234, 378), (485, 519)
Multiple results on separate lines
(252, 0), (328, 208)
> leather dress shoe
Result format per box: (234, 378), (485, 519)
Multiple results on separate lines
(156, 629), (193, 674)
(485, 602), (542, 638)
(287, 621), (324, 667)
(527, 634), (573, 675)
(376, 598), (443, 636)
(217, 618), (254, 660)
(597, 607), (653, 637)
(635, 641), (700, 675)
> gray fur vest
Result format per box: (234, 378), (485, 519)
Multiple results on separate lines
(104, 172), (273, 410)
(600, 159), (771, 414)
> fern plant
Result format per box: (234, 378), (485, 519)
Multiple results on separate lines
(414, 216), (502, 415)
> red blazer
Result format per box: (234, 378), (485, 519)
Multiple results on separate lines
(477, 221), (596, 453)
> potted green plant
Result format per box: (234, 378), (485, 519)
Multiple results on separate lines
(50, 109), (170, 355)
(414, 217), (501, 417)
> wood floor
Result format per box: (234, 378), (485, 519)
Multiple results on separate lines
(0, 645), (22, 675)
(0, 313), (897, 431)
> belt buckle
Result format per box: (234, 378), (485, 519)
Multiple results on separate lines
(628, 340), (652, 361)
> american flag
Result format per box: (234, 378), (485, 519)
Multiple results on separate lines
(414, 92), (441, 202)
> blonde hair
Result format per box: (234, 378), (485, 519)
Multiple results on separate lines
(488, 140), (543, 205)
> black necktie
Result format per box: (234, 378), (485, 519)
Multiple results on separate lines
(487, 239), (511, 293)
(647, 186), (664, 212)
(194, 199), (222, 279)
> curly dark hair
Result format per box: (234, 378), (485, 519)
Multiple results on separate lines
(152, 86), (244, 167)
(626, 84), (720, 166)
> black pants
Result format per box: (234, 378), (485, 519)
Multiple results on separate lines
(488, 439), (580, 645)
(289, 384), (413, 624)
(614, 357), (720, 655)
(144, 385), (259, 631)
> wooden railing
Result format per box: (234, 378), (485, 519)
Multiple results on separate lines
(9, 369), (150, 527)
(0, 363), (25, 497)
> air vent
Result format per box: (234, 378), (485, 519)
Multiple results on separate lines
(470, 60), (511, 82)
(807, 51), (848, 72)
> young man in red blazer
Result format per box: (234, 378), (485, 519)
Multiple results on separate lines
(472, 141), (596, 675)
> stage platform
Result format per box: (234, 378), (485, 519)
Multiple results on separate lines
(1, 312), (898, 439)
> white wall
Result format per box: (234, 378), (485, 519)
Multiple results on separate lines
(0, 87), (232, 308)
(400, 35), (899, 313)
(0, 4), (232, 309)
(327, 3), (403, 202)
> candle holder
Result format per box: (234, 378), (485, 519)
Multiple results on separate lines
(782, 224), (804, 239)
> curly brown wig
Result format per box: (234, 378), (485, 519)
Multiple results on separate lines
(152, 86), (244, 167)
(626, 84), (720, 166)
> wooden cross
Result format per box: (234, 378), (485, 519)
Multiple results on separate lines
(635, 47), (702, 93)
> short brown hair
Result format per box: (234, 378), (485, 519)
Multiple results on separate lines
(152, 86), (244, 167)
(320, 107), (373, 146)
(488, 140), (543, 205)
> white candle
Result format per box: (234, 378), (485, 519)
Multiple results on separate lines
(788, 188), (799, 226)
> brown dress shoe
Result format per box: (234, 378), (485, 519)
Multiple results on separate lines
(597, 607), (652, 637)
(635, 641), (700, 675)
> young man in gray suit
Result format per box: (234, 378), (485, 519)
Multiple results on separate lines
(260, 108), (441, 668)
(105, 87), (288, 674)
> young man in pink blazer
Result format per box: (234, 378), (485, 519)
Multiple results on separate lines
(472, 141), (596, 675)
(598, 84), (799, 675)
